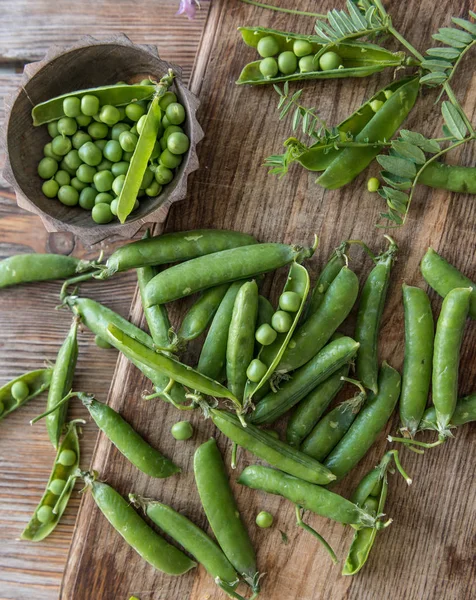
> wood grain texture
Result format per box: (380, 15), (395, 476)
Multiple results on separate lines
(60, 1), (476, 600)
(0, 2), (208, 599)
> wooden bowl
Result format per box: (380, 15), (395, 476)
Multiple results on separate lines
(2, 34), (203, 245)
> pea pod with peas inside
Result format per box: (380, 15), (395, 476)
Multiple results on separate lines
(79, 472), (196, 575)
(21, 420), (84, 542)
(0, 368), (52, 421)
(178, 283), (230, 344)
(305, 242), (348, 318)
(236, 27), (408, 85)
(144, 242), (316, 306)
(418, 163), (476, 194)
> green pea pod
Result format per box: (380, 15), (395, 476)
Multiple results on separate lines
(212, 409), (335, 485)
(81, 473), (196, 575)
(418, 162), (476, 195)
(238, 465), (376, 528)
(355, 237), (398, 394)
(286, 361), (349, 447)
(106, 324), (239, 405)
(236, 27), (407, 85)
(32, 84), (156, 125)
(194, 439), (259, 591)
(419, 394), (476, 431)
(432, 287), (472, 435)
(144, 242), (315, 306)
(301, 382), (367, 462)
(257, 295), (274, 327)
(99, 230), (257, 279)
(324, 362), (401, 481)
(251, 336), (360, 425)
(45, 318), (79, 449)
(246, 262), (311, 402)
(0, 368), (52, 421)
(137, 230), (175, 349)
(305, 242), (348, 318)
(316, 77), (420, 189)
(130, 496), (240, 595)
(178, 284), (230, 343)
(21, 420), (84, 541)
(400, 285), (434, 436)
(421, 247), (476, 319)
(197, 282), (244, 379)
(226, 281), (259, 401)
(277, 267), (359, 373)
(0, 254), (93, 288)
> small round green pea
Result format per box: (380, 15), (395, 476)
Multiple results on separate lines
(159, 137), (167, 152)
(76, 164), (97, 183)
(125, 102), (145, 122)
(130, 124), (138, 135)
(42, 179), (60, 198)
(165, 102), (186, 125)
(57, 117), (77, 136)
(167, 132), (189, 155)
(93, 170), (114, 193)
(145, 180), (162, 197)
(111, 122), (131, 140)
(99, 105), (121, 126)
(47, 122), (59, 138)
(58, 449), (77, 466)
(92, 113), (102, 123)
(259, 57), (279, 79)
(11, 380), (29, 402)
(154, 165), (174, 185)
(299, 55), (316, 73)
(256, 511), (273, 528)
(95, 192), (114, 205)
(140, 78), (153, 85)
(72, 130), (92, 150)
(247, 359), (268, 383)
(171, 421), (193, 441)
(160, 149), (182, 169)
(122, 151), (134, 162)
(103, 140), (123, 163)
(97, 158), (113, 172)
(38, 157), (58, 179)
(159, 91), (178, 110)
(112, 174), (126, 196)
(64, 149), (82, 171)
(163, 125), (183, 141)
(370, 99), (384, 113)
(150, 140), (161, 160)
(136, 114), (147, 136)
(71, 177), (88, 192)
(76, 114), (92, 127)
(78, 141), (102, 167)
(44, 142), (62, 161)
(139, 168), (154, 190)
(367, 177), (380, 192)
(115, 80), (127, 85)
(88, 122), (109, 140)
(63, 97), (81, 118)
(111, 161), (130, 177)
(49, 478), (67, 496)
(162, 115), (171, 129)
(58, 185), (79, 206)
(319, 51), (343, 71)
(60, 159), (76, 176)
(37, 505), (54, 524)
(255, 323), (277, 346)
(119, 131), (138, 152)
(94, 139), (108, 152)
(79, 187), (98, 210)
(51, 135), (72, 157)
(257, 35), (280, 58)
(92, 202), (114, 224)
(110, 198), (119, 215)
(278, 51), (298, 75)
(95, 334), (113, 349)
(293, 39), (313, 57)
(384, 89), (394, 100)
(81, 94), (100, 117)
(55, 170), (71, 187)
(271, 310), (293, 333)
(279, 291), (301, 312)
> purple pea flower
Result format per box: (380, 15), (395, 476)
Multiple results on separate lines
(177, 0), (200, 19)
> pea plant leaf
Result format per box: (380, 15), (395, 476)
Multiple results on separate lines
(441, 101), (468, 140)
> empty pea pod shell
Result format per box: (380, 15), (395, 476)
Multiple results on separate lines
(0, 368), (52, 421)
(236, 27), (407, 85)
(0, 254), (92, 288)
(32, 83), (156, 125)
(419, 394), (476, 431)
(21, 420), (84, 542)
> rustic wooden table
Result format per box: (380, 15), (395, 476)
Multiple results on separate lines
(0, 1), (475, 599)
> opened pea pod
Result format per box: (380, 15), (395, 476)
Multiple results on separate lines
(0, 368), (52, 421)
(236, 27), (408, 85)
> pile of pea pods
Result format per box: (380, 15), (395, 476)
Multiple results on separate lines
(0, 229), (475, 598)
(33, 70), (190, 225)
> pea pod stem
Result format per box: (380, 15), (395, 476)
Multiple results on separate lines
(238, 0), (326, 18)
(294, 505), (338, 564)
(388, 434), (446, 451)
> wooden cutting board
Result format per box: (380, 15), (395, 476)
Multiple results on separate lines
(61, 1), (476, 599)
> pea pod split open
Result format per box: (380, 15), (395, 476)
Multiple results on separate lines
(0, 368), (52, 421)
(237, 27), (408, 85)
(419, 394), (476, 431)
